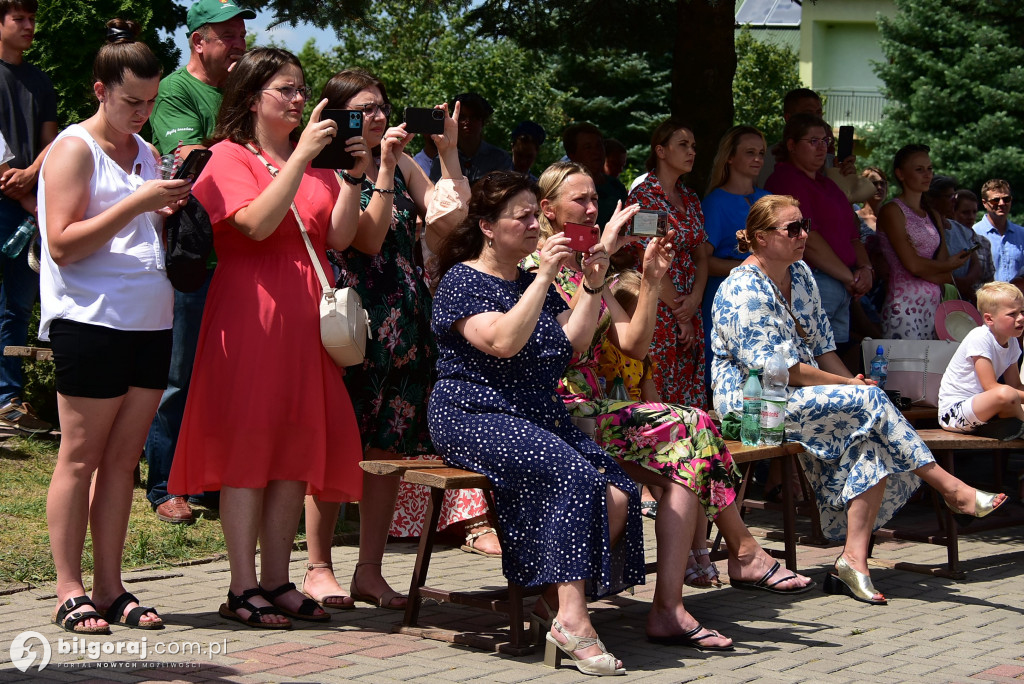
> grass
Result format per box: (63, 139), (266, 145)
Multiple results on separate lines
(0, 435), (356, 591)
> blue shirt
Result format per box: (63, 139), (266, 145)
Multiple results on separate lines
(973, 215), (1024, 281)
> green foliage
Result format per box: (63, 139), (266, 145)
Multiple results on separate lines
(732, 27), (802, 142)
(27, 1), (183, 128)
(283, 0), (570, 174)
(869, 0), (1024, 208)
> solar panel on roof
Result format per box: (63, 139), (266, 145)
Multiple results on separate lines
(735, 0), (802, 27)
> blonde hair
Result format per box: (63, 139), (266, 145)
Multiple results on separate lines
(706, 125), (765, 195)
(976, 281), (1024, 316)
(537, 161), (591, 239)
(736, 194), (801, 253)
(609, 269), (653, 375)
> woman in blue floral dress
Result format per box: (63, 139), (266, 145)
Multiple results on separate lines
(711, 194), (1007, 605)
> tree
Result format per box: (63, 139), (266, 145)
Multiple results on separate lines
(28, 0), (184, 127)
(732, 26), (802, 143)
(869, 0), (1024, 206)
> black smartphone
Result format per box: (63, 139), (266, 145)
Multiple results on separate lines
(311, 109), (365, 170)
(967, 242), (982, 253)
(172, 149), (212, 181)
(404, 107), (445, 136)
(623, 209), (668, 237)
(837, 125), (854, 161)
(563, 222), (600, 252)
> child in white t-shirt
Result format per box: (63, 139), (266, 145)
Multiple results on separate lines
(938, 281), (1024, 438)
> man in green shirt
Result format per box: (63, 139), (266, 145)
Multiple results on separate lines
(145, 0), (253, 525)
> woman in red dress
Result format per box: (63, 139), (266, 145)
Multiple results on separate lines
(168, 48), (364, 629)
(627, 119), (709, 407)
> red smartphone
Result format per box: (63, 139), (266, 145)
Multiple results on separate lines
(563, 222), (600, 252)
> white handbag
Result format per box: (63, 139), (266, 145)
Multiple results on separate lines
(247, 144), (371, 367)
(861, 338), (959, 407)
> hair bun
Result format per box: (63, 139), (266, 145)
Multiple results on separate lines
(105, 18), (140, 44)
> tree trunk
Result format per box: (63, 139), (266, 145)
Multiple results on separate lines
(673, 0), (736, 197)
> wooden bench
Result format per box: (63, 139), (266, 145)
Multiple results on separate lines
(3, 345), (52, 361)
(870, 428), (1024, 578)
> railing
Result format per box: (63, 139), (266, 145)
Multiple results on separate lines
(820, 89), (888, 128)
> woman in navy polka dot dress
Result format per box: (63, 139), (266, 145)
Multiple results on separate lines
(428, 172), (643, 676)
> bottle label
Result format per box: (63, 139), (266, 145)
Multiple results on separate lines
(759, 398), (785, 430)
(743, 398), (761, 416)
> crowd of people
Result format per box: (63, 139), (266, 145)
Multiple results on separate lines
(1, 0), (1019, 675)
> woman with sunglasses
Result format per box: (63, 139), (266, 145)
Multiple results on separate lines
(876, 146), (971, 339)
(765, 114), (872, 352)
(712, 194), (1006, 606)
(300, 68), (483, 612)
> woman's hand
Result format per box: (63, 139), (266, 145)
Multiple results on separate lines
(643, 230), (676, 282)
(136, 178), (192, 215)
(380, 124), (414, 169)
(677, 319), (696, 350)
(581, 241), (610, 289)
(432, 101), (460, 155)
(846, 374), (871, 386)
(599, 201), (641, 255)
(345, 134), (372, 177)
(672, 290), (699, 323)
(536, 233), (572, 283)
(294, 99), (338, 164)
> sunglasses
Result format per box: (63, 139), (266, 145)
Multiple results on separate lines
(771, 218), (810, 238)
(986, 195), (1012, 205)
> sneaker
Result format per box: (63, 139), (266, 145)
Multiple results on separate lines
(0, 399), (52, 434)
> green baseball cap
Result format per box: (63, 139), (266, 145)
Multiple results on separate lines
(187, 0), (257, 33)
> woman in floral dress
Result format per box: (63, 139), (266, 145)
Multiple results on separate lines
(626, 119), (709, 407)
(712, 194), (1006, 605)
(877, 144), (969, 339)
(533, 163), (813, 649)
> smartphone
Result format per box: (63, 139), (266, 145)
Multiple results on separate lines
(404, 107), (445, 136)
(311, 109), (365, 170)
(563, 222), (600, 252)
(966, 242), (982, 253)
(624, 209), (668, 237)
(837, 125), (854, 161)
(172, 149), (212, 181)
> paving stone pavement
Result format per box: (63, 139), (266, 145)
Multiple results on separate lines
(1, 506), (1022, 683)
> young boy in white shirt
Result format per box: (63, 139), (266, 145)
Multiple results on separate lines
(938, 281), (1024, 439)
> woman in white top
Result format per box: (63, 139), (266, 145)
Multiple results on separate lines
(39, 19), (191, 634)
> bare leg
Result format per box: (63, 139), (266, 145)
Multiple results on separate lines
(716, 503), (812, 590)
(258, 480), (323, 617)
(914, 462), (1008, 515)
(842, 478), (887, 582)
(219, 485), (288, 625)
(350, 447), (406, 608)
(606, 483), (629, 546)
(303, 496), (353, 606)
(89, 387), (164, 625)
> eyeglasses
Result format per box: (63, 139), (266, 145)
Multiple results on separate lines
(871, 180), (888, 189)
(985, 195), (1013, 205)
(771, 218), (810, 238)
(351, 102), (392, 118)
(799, 136), (833, 148)
(263, 85), (311, 102)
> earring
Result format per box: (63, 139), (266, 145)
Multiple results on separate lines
(488, 239), (493, 248)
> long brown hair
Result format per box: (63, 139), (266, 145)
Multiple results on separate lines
(645, 118), (693, 172)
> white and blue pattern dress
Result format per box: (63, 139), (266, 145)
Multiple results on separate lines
(428, 264), (646, 596)
(710, 261), (934, 540)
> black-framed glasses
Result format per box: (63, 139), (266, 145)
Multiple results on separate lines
(799, 136), (833, 148)
(262, 85), (311, 102)
(772, 218), (810, 238)
(986, 195), (1013, 205)
(351, 102), (392, 118)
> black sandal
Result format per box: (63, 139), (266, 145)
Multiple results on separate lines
(52, 596), (111, 634)
(261, 582), (331, 622)
(103, 592), (164, 630)
(218, 588), (292, 629)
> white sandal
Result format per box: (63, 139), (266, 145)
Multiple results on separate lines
(461, 526), (502, 557)
(684, 549), (722, 588)
(544, 618), (625, 676)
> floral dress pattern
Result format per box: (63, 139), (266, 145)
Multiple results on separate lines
(710, 261), (935, 540)
(330, 167), (486, 536)
(626, 172), (708, 407)
(878, 198), (942, 339)
(555, 269), (742, 520)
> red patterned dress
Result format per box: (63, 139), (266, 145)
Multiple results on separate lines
(626, 172), (708, 407)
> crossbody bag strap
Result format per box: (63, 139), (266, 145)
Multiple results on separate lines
(244, 143), (334, 297)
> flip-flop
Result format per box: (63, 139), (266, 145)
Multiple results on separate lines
(103, 592), (164, 630)
(730, 560), (816, 594)
(647, 624), (735, 651)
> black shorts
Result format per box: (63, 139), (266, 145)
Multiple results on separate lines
(49, 319), (172, 399)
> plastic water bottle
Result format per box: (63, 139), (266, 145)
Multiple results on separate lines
(740, 369), (762, 446)
(869, 345), (888, 389)
(760, 351), (789, 446)
(2, 215), (37, 258)
(609, 376), (630, 401)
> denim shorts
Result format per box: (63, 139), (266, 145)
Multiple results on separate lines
(49, 319), (172, 398)
(811, 269), (852, 344)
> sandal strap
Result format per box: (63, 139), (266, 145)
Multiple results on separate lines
(227, 589), (285, 621)
(465, 527), (497, 544)
(683, 623), (721, 642)
(306, 562), (333, 571)
(123, 605), (159, 625)
(57, 596), (103, 628)
(754, 560), (782, 587)
(261, 582), (297, 600)
(551, 618), (599, 650)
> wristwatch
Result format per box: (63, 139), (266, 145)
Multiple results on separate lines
(340, 171), (365, 185)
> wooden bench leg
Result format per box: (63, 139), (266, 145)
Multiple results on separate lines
(403, 485), (445, 629)
(936, 449), (960, 575)
(780, 454), (798, 571)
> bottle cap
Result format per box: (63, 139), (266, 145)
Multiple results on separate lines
(876, 345), (884, 355)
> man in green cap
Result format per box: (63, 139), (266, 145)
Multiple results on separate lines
(144, 0), (255, 525)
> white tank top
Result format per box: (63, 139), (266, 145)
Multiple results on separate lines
(38, 124), (173, 339)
